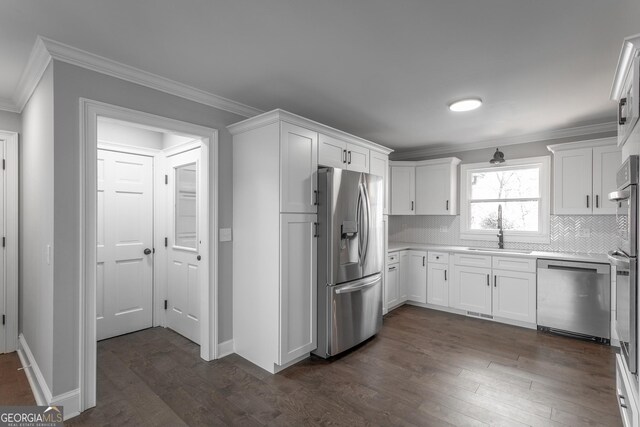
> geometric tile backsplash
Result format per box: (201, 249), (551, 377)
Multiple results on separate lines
(388, 215), (618, 254)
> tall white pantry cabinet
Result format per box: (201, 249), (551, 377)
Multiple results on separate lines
(229, 109), (391, 373)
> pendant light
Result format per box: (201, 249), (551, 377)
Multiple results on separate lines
(489, 148), (505, 164)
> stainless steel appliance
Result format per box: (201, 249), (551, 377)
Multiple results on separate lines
(313, 168), (383, 358)
(609, 155), (639, 375)
(537, 259), (611, 342)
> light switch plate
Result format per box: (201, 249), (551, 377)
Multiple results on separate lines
(219, 228), (232, 242)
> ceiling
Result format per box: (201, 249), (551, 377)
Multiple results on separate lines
(1, 0), (638, 152)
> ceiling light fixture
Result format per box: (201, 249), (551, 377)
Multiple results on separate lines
(448, 98), (483, 112)
(489, 148), (505, 164)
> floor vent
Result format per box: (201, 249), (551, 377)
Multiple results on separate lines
(466, 311), (493, 319)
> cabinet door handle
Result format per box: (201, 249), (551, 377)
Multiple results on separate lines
(348, 151), (352, 165)
(388, 266), (397, 271)
(586, 195), (589, 208)
(494, 275), (497, 287)
(423, 256), (426, 266)
(446, 200), (449, 211)
(411, 201), (414, 211)
(313, 222), (319, 238)
(619, 394), (628, 409)
(486, 274), (490, 286)
(619, 97), (628, 126)
(314, 190), (319, 206)
(596, 194), (599, 208)
(444, 270), (447, 281)
(343, 149), (347, 164)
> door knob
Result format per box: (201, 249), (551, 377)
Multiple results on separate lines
(197, 255), (202, 261)
(144, 248), (152, 255)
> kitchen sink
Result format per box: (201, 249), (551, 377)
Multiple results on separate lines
(466, 248), (532, 255)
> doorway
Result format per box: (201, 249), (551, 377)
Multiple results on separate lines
(80, 99), (218, 411)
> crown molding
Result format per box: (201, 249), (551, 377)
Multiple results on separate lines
(611, 33), (640, 101)
(10, 36), (263, 118)
(391, 121), (617, 160)
(0, 98), (19, 113)
(228, 108), (394, 155)
(13, 37), (52, 112)
(547, 136), (616, 153)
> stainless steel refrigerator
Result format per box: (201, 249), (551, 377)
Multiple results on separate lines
(313, 168), (384, 358)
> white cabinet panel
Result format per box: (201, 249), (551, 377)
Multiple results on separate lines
(553, 148), (593, 215)
(398, 251), (409, 302)
(370, 152), (389, 215)
(279, 214), (317, 365)
(347, 143), (369, 173)
(453, 253), (492, 268)
(593, 146), (621, 215)
(318, 133), (346, 168)
(280, 122), (318, 214)
(406, 251), (427, 303)
(416, 163), (451, 215)
(451, 265), (492, 315)
(427, 263), (449, 307)
(391, 166), (415, 215)
(491, 256), (536, 273)
(492, 270), (536, 324)
(386, 264), (399, 309)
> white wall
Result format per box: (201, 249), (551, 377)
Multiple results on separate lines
(0, 110), (20, 133)
(97, 119), (164, 150)
(51, 60), (243, 395)
(19, 63), (55, 391)
(162, 133), (195, 149)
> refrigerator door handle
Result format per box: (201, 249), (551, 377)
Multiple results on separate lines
(334, 274), (382, 294)
(361, 180), (371, 265)
(356, 185), (364, 264)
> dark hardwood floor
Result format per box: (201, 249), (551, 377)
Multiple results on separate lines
(66, 305), (621, 426)
(0, 352), (36, 406)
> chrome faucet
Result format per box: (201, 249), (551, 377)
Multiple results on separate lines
(497, 205), (504, 249)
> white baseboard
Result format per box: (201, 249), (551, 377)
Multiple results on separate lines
(17, 334), (80, 420)
(217, 339), (235, 358)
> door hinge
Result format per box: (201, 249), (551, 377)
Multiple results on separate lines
(165, 174), (168, 185)
(164, 237), (168, 247)
(2, 315), (5, 325)
(164, 300), (168, 310)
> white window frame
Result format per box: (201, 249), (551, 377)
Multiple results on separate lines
(460, 156), (551, 243)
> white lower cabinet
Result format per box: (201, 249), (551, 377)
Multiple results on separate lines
(398, 251), (409, 302)
(386, 263), (399, 309)
(451, 265), (492, 315)
(427, 262), (449, 307)
(405, 251), (427, 303)
(279, 214), (317, 365)
(492, 270), (536, 324)
(450, 255), (537, 325)
(616, 354), (639, 427)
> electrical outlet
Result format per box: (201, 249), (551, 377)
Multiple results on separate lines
(219, 228), (232, 242)
(578, 228), (591, 238)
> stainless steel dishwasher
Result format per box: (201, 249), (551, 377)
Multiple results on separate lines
(537, 259), (610, 342)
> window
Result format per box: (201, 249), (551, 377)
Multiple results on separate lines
(460, 156), (550, 243)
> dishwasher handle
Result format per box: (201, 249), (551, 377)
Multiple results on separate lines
(537, 258), (610, 274)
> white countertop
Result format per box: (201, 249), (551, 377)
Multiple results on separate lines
(388, 242), (610, 264)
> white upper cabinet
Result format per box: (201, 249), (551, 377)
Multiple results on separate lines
(553, 147), (593, 215)
(390, 166), (415, 215)
(593, 145), (622, 214)
(549, 139), (620, 215)
(318, 133), (370, 173)
(370, 151), (389, 215)
(280, 122), (318, 214)
(415, 158), (460, 215)
(390, 157), (460, 216)
(615, 56), (640, 148)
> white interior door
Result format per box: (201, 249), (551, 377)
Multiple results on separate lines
(0, 141), (5, 353)
(167, 148), (202, 344)
(97, 150), (154, 341)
